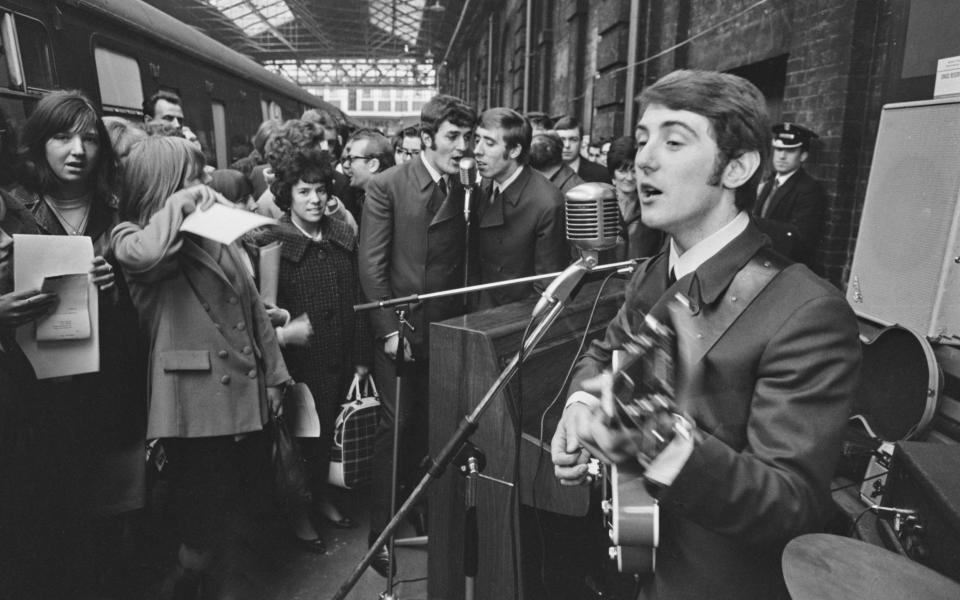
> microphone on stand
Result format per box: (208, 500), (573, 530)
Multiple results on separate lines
(532, 182), (621, 318)
(459, 157), (478, 223)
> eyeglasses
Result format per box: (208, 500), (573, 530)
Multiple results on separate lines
(397, 149), (420, 158)
(344, 154), (376, 164)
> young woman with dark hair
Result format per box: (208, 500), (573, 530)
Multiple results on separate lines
(260, 147), (371, 549)
(4, 90), (148, 596)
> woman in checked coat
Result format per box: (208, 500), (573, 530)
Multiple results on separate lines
(259, 146), (372, 550)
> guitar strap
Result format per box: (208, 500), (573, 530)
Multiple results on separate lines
(651, 248), (788, 415)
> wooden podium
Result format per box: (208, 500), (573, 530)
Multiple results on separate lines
(427, 279), (625, 600)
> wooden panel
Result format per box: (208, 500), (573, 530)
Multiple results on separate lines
(428, 278), (625, 600)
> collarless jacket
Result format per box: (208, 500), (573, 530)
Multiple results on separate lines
(358, 157), (467, 358)
(473, 167), (568, 309)
(571, 222), (860, 599)
(112, 195), (289, 439)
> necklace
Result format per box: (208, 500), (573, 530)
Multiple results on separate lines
(44, 195), (91, 236)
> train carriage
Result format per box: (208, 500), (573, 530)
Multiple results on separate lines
(0, 0), (343, 167)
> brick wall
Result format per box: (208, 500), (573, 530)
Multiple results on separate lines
(443, 0), (900, 288)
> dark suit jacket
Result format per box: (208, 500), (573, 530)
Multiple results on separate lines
(571, 222), (860, 599)
(547, 163), (585, 196)
(359, 157), (467, 358)
(576, 157), (610, 183)
(754, 168), (827, 272)
(472, 167), (569, 309)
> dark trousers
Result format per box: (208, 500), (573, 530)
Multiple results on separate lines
(368, 344), (430, 535)
(165, 433), (271, 551)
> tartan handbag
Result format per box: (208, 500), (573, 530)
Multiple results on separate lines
(327, 374), (380, 489)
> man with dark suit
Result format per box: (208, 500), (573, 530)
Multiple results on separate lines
(359, 94), (477, 576)
(554, 116), (610, 183)
(528, 131), (585, 196)
(472, 108), (569, 309)
(551, 70), (860, 599)
(754, 122), (828, 273)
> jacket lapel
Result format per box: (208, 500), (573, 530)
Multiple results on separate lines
(479, 168), (527, 229)
(765, 170), (799, 218)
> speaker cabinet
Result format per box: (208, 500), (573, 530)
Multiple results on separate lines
(847, 98), (960, 342)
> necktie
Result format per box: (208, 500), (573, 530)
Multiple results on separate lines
(667, 267), (677, 287)
(438, 177), (448, 199)
(490, 186), (500, 205)
(757, 178), (780, 218)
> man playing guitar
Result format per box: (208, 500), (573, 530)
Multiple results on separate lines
(551, 70), (861, 599)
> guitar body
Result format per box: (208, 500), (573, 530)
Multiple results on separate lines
(608, 462), (658, 574)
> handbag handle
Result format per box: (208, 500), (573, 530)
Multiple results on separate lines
(346, 373), (379, 402)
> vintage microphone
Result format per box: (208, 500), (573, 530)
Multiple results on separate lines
(533, 182), (620, 319)
(459, 157), (478, 301)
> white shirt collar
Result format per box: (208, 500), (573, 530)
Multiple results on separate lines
(568, 156), (581, 172)
(494, 165), (524, 195)
(291, 218), (323, 241)
(775, 168), (799, 185)
(668, 211), (750, 280)
(420, 152), (445, 185)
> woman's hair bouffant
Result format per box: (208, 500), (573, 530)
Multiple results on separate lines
(269, 146), (336, 213)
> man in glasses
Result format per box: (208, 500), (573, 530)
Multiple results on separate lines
(393, 125), (422, 164)
(343, 129), (395, 226)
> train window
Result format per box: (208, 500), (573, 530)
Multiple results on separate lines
(0, 14), (22, 90)
(211, 101), (228, 168)
(94, 47), (144, 115)
(16, 16), (55, 91)
(268, 101), (282, 120)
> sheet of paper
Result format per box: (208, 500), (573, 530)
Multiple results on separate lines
(36, 274), (91, 341)
(13, 234), (99, 378)
(180, 204), (276, 245)
(258, 240), (282, 305)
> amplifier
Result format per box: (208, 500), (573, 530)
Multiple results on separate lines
(881, 441), (960, 583)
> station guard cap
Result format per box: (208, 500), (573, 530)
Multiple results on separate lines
(772, 123), (818, 149)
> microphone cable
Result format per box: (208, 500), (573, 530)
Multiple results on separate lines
(527, 269), (619, 597)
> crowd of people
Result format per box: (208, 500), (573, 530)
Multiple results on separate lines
(0, 67), (844, 600)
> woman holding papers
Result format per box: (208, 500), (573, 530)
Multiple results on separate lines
(5, 90), (147, 596)
(112, 135), (291, 596)
(258, 147), (372, 543)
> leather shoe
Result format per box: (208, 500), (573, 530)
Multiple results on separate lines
(292, 535), (327, 554)
(370, 543), (395, 578)
(324, 514), (358, 529)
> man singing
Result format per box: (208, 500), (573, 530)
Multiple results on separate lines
(472, 108), (568, 309)
(550, 70), (860, 599)
(359, 94), (476, 577)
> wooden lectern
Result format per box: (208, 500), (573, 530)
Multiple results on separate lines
(428, 279), (625, 600)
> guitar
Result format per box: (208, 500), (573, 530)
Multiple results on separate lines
(600, 313), (689, 575)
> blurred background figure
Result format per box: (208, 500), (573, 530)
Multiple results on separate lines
(605, 135), (663, 260)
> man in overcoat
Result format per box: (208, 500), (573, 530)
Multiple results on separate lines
(753, 122), (828, 273)
(358, 94), (477, 576)
(472, 108), (569, 309)
(551, 70), (860, 599)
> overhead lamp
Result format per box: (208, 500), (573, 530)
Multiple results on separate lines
(426, 0), (445, 13)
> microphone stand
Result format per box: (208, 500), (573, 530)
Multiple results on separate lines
(337, 257), (636, 600)
(463, 185), (473, 310)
